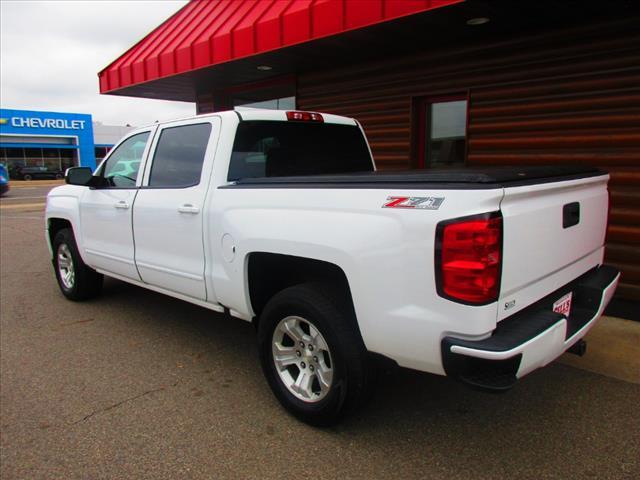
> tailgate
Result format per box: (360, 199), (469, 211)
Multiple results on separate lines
(498, 174), (609, 320)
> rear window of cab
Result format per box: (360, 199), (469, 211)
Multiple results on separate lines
(228, 121), (373, 181)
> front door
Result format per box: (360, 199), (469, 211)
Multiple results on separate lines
(79, 130), (153, 280)
(133, 118), (219, 300)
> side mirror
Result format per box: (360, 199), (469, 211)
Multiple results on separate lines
(65, 167), (93, 186)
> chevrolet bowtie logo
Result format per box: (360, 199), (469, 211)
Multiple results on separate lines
(0, 118), (8, 125)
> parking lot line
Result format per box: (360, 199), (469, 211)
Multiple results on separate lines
(1, 196), (48, 201)
(10, 181), (64, 188)
(0, 215), (43, 220)
(0, 202), (45, 210)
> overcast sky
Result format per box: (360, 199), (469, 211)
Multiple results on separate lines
(0, 0), (194, 127)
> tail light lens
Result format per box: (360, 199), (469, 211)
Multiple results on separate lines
(286, 111), (324, 122)
(435, 212), (502, 305)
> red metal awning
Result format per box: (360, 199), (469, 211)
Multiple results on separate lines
(98, 0), (462, 96)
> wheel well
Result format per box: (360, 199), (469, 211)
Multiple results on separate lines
(247, 253), (354, 319)
(48, 218), (72, 248)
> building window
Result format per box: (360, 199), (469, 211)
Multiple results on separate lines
(417, 96), (468, 168)
(208, 76), (296, 112)
(43, 148), (61, 171)
(1, 147), (77, 176)
(24, 148), (44, 167)
(95, 146), (111, 162)
(60, 150), (77, 171)
(1, 147), (24, 168)
(233, 96), (296, 110)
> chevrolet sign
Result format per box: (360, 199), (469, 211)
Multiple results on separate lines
(7, 116), (86, 130)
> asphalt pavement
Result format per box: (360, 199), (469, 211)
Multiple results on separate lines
(1, 182), (639, 479)
(0, 180), (58, 210)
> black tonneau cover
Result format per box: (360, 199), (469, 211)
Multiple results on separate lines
(226, 165), (606, 189)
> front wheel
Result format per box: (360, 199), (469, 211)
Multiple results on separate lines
(52, 228), (103, 301)
(257, 283), (375, 426)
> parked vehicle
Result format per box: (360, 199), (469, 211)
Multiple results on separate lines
(0, 164), (9, 196)
(45, 109), (619, 425)
(10, 165), (64, 181)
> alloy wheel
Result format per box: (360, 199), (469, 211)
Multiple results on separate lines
(271, 316), (333, 402)
(57, 243), (75, 289)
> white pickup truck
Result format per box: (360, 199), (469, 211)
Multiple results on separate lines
(46, 109), (620, 425)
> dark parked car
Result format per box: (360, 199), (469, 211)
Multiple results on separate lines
(0, 164), (9, 196)
(9, 165), (64, 181)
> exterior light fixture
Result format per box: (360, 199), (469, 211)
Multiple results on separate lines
(256, 65), (272, 71)
(466, 17), (490, 26)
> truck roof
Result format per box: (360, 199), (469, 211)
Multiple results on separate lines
(137, 108), (358, 130)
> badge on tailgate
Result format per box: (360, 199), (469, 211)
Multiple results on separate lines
(382, 196), (444, 210)
(552, 292), (573, 317)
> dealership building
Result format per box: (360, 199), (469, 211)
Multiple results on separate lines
(0, 108), (132, 172)
(98, 0), (639, 308)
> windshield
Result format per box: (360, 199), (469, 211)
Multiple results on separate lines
(228, 121), (373, 181)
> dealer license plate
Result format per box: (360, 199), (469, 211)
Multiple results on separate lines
(552, 292), (573, 317)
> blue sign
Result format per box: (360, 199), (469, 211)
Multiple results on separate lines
(0, 108), (96, 169)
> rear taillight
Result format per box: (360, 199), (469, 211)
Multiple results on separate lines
(286, 111), (324, 122)
(435, 212), (502, 305)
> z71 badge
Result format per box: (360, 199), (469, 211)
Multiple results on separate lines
(382, 196), (445, 210)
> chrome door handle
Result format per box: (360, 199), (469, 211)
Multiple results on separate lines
(178, 203), (200, 214)
(114, 201), (130, 209)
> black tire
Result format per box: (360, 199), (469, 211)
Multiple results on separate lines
(257, 283), (375, 426)
(23, 174), (32, 181)
(52, 228), (103, 301)
(55, 173), (63, 180)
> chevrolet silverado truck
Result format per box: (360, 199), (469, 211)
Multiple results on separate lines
(45, 109), (620, 425)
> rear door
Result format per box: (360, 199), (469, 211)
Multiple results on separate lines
(133, 117), (220, 300)
(498, 174), (609, 319)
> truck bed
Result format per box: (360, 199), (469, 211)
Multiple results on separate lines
(227, 165), (605, 189)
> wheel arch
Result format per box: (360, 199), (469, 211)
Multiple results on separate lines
(46, 217), (82, 261)
(48, 217), (72, 248)
(46, 193), (84, 260)
(246, 252), (357, 325)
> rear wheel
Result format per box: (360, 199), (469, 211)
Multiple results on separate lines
(23, 174), (32, 181)
(271, 315), (334, 403)
(258, 283), (375, 426)
(53, 228), (103, 301)
(55, 173), (63, 180)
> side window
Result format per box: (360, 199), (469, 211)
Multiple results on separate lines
(102, 132), (150, 187)
(149, 123), (212, 188)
